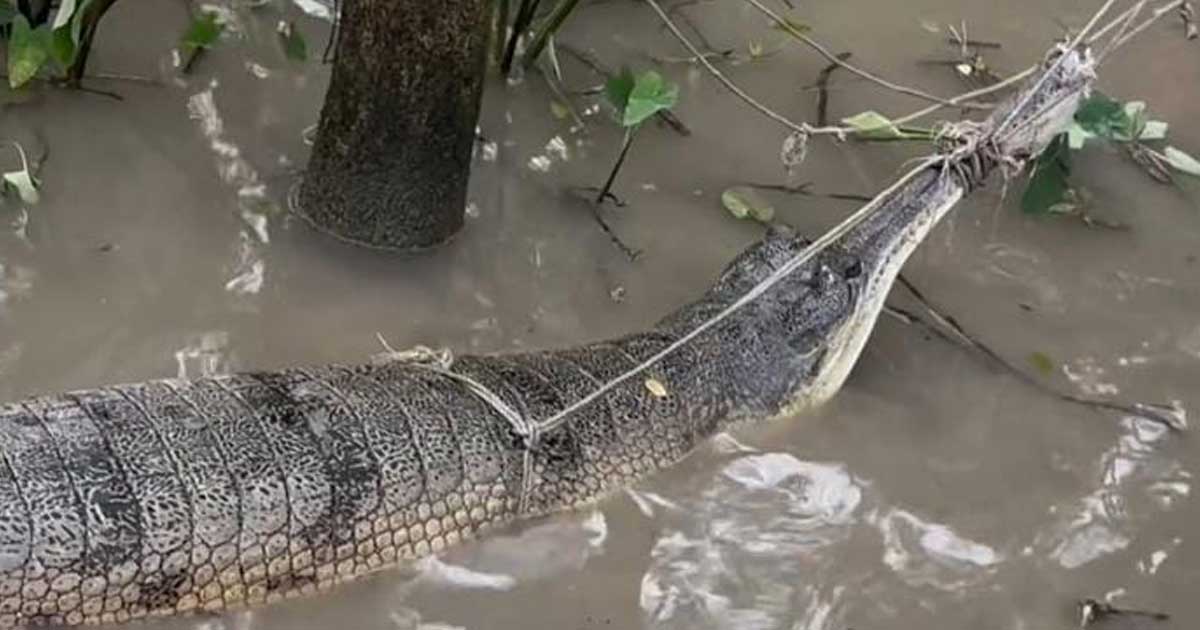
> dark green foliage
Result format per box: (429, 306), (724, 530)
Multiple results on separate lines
(1021, 133), (1072, 215)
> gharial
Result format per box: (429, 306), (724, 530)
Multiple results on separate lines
(0, 44), (1099, 628)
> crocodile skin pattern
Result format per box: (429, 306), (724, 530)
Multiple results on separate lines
(0, 226), (862, 628)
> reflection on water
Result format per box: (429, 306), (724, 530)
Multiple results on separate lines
(638, 447), (1001, 630)
(1039, 416), (1190, 571)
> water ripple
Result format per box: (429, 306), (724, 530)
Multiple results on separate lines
(638, 450), (1003, 629)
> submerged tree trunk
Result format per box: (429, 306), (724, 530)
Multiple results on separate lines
(297, 0), (492, 250)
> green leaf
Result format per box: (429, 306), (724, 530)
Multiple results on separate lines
(840, 111), (930, 140)
(277, 20), (307, 62)
(3, 170), (39, 205)
(1139, 120), (1168, 141)
(1028, 351), (1055, 376)
(721, 187), (774, 222)
(1074, 92), (1131, 140)
(7, 16), (52, 89)
(2, 142), (39, 205)
(1021, 133), (1072, 214)
(71, 0), (94, 46)
(1066, 122), (1094, 150)
(1164, 146), (1200, 176)
(53, 0), (77, 29)
(181, 11), (224, 52)
(604, 68), (635, 114)
(621, 70), (678, 127)
(50, 26), (76, 68)
(604, 69), (678, 128)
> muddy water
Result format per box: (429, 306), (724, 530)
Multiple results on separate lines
(2, 1), (1198, 629)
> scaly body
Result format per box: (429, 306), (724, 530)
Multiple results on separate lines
(0, 47), (1094, 627)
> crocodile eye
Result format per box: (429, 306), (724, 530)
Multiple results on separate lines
(843, 260), (863, 279)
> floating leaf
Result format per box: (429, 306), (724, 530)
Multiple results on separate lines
(1028, 351), (1055, 376)
(644, 377), (668, 398)
(622, 70), (678, 127)
(3, 170), (39, 205)
(181, 11), (224, 53)
(2, 142), (39, 205)
(1164, 146), (1200, 176)
(7, 16), (52, 88)
(721, 187), (774, 222)
(277, 20), (307, 62)
(1021, 133), (1072, 214)
(549, 100), (570, 120)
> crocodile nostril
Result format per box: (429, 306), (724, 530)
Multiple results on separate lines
(843, 260), (863, 279)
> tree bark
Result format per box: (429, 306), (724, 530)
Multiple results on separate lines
(297, 0), (492, 251)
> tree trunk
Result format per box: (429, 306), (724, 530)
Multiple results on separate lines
(296, 0), (492, 251)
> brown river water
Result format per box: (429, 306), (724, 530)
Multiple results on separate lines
(1, 1), (1198, 629)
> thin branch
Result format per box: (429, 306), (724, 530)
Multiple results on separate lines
(89, 72), (162, 85)
(1099, 0), (1147, 60)
(741, 0), (991, 110)
(739, 181), (873, 202)
(892, 275), (1184, 431)
(643, 0), (1027, 140)
(888, 66), (1036, 128)
(1106, 0), (1188, 53)
(815, 51), (851, 127)
(643, 0), (809, 134)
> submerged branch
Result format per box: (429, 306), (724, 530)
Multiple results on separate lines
(815, 51), (852, 127)
(891, 275), (1185, 431)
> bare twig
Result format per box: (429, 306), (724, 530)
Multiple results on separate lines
(815, 52), (852, 127)
(0, 74), (124, 100)
(501, 0), (543, 74)
(322, 0), (341, 63)
(1099, 0), (1149, 60)
(1105, 0), (1189, 55)
(893, 275), (1184, 431)
(90, 72), (162, 86)
(568, 186), (641, 260)
(643, 0), (809, 134)
(739, 181), (873, 202)
(643, 0), (1027, 140)
(1084, 0), (1184, 50)
(645, 0), (1183, 144)
(742, 0), (991, 110)
(946, 37), (1003, 49)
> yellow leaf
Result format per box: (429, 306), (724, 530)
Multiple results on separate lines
(644, 378), (668, 398)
